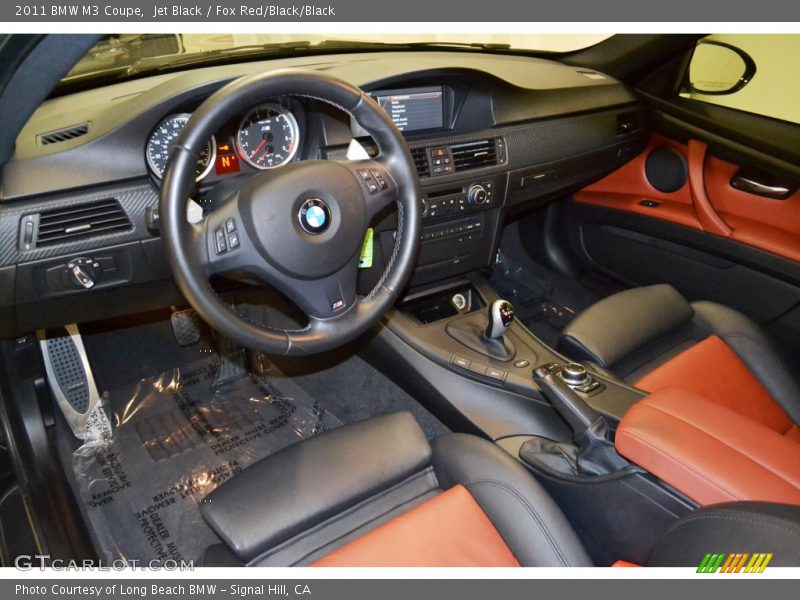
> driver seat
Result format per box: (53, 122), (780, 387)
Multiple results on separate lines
(197, 412), (590, 567)
(197, 412), (800, 567)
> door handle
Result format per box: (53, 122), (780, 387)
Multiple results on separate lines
(731, 175), (791, 199)
(688, 140), (732, 237)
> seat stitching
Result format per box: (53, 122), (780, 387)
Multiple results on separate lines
(616, 429), (741, 501)
(659, 511), (800, 541)
(465, 478), (571, 567)
(642, 402), (800, 490)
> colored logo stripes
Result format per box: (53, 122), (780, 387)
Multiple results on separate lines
(697, 553), (773, 573)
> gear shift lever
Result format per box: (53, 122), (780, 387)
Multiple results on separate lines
(485, 300), (515, 339)
(445, 298), (516, 361)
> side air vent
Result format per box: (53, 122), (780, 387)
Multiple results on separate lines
(616, 111), (643, 136)
(36, 199), (131, 247)
(38, 123), (90, 146)
(410, 147), (430, 178)
(451, 139), (498, 172)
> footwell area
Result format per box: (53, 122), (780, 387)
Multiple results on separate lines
(490, 250), (591, 347)
(71, 355), (340, 565)
(490, 222), (621, 348)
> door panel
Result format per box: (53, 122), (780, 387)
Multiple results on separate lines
(566, 205), (800, 357)
(574, 134), (800, 262)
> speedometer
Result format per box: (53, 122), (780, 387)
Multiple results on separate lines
(236, 103), (299, 169)
(145, 114), (216, 181)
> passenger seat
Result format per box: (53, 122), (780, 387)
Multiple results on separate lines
(557, 284), (800, 505)
(558, 284), (800, 439)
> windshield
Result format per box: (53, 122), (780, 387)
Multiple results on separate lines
(62, 33), (611, 89)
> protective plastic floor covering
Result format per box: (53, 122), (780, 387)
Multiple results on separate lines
(71, 355), (341, 565)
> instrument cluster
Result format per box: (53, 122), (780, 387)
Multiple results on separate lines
(145, 100), (302, 184)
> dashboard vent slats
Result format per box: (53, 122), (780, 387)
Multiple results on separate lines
(38, 123), (90, 146)
(451, 139), (498, 172)
(36, 199), (131, 246)
(410, 147), (430, 178)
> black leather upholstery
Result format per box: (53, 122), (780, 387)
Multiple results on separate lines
(431, 434), (591, 566)
(557, 285), (800, 425)
(559, 284), (695, 368)
(199, 412), (592, 566)
(199, 412), (430, 562)
(647, 502), (800, 567)
(693, 302), (800, 425)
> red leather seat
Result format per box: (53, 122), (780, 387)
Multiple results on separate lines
(559, 284), (800, 506)
(615, 388), (800, 506)
(559, 285), (800, 437)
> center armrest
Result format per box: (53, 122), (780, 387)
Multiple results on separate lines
(615, 388), (800, 506)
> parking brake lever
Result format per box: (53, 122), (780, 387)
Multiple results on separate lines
(531, 365), (629, 474)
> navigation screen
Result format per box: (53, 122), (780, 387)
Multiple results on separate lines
(372, 86), (444, 132)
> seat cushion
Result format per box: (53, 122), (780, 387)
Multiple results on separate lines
(615, 388), (800, 506)
(312, 485), (520, 567)
(635, 335), (799, 438)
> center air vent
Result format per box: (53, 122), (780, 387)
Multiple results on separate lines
(37, 123), (90, 146)
(35, 199), (131, 247)
(410, 147), (430, 178)
(451, 139), (498, 172)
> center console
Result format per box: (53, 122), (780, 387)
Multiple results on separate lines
(379, 173), (507, 288)
(366, 277), (697, 566)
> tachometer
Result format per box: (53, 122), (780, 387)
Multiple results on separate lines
(146, 114), (216, 181)
(236, 103), (299, 169)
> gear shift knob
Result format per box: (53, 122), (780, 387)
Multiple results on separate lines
(485, 300), (514, 339)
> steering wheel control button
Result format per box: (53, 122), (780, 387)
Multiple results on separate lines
(225, 218), (236, 234)
(298, 198), (332, 235)
(358, 169), (372, 181)
(366, 180), (379, 194)
(514, 359), (530, 369)
(214, 227), (227, 254)
(228, 232), (240, 249)
(369, 169), (388, 190)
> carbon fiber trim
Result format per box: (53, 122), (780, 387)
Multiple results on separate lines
(0, 181), (157, 267)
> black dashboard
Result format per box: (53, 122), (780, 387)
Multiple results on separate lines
(0, 50), (648, 337)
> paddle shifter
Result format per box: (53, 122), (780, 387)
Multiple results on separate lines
(445, 299), (516, 361)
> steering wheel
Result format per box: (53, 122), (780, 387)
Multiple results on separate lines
(160, 70), (422, 356)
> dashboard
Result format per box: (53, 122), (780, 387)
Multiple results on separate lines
(0, 51), (648, 337)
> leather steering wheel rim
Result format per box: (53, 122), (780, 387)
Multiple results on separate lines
(160, 69), (422, 356)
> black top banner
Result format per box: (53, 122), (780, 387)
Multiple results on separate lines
(3, 0), (800, 22)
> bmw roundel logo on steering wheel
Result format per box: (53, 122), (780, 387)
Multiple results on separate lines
(298, 198), (331, 234)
